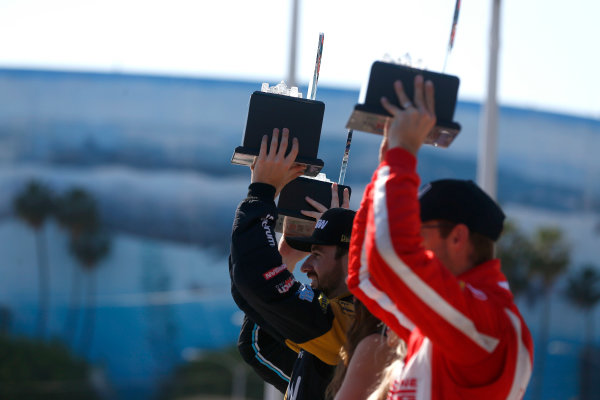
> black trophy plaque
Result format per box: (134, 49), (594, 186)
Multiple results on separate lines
(346, 61), (462, 148)
(231, 91), (326, 177)
(275, 176), (351, 234)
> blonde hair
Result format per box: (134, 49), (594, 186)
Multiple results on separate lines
(366, 333), (406, 400)
(325, 300), (382, 400)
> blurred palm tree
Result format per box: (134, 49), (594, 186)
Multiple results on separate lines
(13, 180), (55, 339)
(497, 220), (535, 300)
(529, 226), (571, 400)
(55, 188), (99, 237)
(55, 188), (99, 340)
(69, 229), (111, 356)
(565, 264), (600, 346)
(564, 265), (600, 400)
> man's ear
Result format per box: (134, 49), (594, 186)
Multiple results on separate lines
(450, 223), (470, 246)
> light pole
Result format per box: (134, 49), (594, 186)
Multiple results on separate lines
(477, 0), (501, 200)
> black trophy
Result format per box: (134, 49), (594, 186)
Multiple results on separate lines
(345, 61), (462, 148)
(230, 31), (327, 178)
(231, 85), (325, 177)
(274, 33), (354, 234)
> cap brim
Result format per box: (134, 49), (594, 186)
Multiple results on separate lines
(284, 236), (331, 253)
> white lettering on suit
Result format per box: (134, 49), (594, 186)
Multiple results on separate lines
(262, 214), (276, 247)
(315, 219), (328, 230)
(286, 376), (301, 400)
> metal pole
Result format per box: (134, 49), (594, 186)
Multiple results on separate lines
(476, 0), (501, 200)
(287, 0), (300, 88)
(307, 33), (324, 100)
(338, 129), (353, 185)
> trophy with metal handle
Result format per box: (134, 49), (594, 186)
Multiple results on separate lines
(346, 0), (463, 148)
(231, 33), (327, 177)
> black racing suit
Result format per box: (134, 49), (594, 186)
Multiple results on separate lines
(230, 183), (354, 400)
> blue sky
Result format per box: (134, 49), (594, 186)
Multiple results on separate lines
(0, 0), (598, 118)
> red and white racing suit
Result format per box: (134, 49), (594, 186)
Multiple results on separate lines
(347, 148), (534, 400)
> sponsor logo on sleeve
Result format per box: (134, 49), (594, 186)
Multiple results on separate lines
(296, 284), (314, 302)
(263, 264), (288, 280)
(261, 214), (276, 247)
(276, 277), (296, 294)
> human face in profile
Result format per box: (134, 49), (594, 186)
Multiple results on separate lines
(300, 244), (348, 298)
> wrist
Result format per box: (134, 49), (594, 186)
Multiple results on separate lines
(248, 182), (277, 201)
(383, 147), (417, 169)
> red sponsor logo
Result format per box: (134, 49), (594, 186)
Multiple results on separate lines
(263, 264), (287, 280)
(388, 377), (417, 400)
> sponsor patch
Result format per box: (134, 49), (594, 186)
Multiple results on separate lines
(389, 377), (417, 399)
(315, 219), (328, 230)
(338, 299), (355, 316)
(263, 264), (287, 280)
(418, 183), (432, 199)
(318, 293), (329, 314)
(261, 214), (276, 247)
(466, 283), (488, 301)
(296, 284), (314, 302)
(276, 277), (295, 294)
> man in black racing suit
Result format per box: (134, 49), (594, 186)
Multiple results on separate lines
(229, 129), (356, 399)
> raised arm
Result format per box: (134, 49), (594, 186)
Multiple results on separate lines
(230, 130), (349, 366)
(348, 77), (508, 364)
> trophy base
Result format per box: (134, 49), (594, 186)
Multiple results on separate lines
(345, 106), (461, 148)
(231, 146), (324, 177)
(275, 215), (316, 235)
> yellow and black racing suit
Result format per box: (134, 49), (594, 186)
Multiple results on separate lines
(230, 182), (354, 400)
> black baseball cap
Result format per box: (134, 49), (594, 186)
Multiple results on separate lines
(419, 179), (505, 241)
(285, 208), (356, 252)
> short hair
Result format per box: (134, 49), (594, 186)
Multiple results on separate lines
(438, 221), (495, 266)
(335, 245), (349, 260)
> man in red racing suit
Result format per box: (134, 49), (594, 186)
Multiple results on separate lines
(347, 76), (534, 399)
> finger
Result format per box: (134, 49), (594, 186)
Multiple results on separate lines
(413, 75), (425, 110)
(300, 210), (323, 220)
(286, 165), (304, 182)
(425, 80), (435, 115)
(380, 96), (401, 117)
(269, 128), (279, 159)
(379, 136), (388, 163)
(284, 137), (299, 164)
(292, 165), (305, 179)
(393, 80), (412, 110)
(258, 135), (268, 159)
(330, 183), (339, 208)
(305, 196), (328, 212)
(342, 188), (350, 209)
(291, 163), (305, 173)
(277, 128), (289, 160)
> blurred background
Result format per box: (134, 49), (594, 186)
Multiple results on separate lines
(0, 0), (598, 399)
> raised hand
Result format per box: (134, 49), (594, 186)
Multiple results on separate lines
(300, 182), (350, 221)
(279, 182), (351, 271)
(380, 75), (436, 157)
(251, 128), (305, 197)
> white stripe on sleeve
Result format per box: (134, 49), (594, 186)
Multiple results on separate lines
(372, 166), (500, 353)
(359, 228), (416, 331)
(504, 309), (533, 400)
